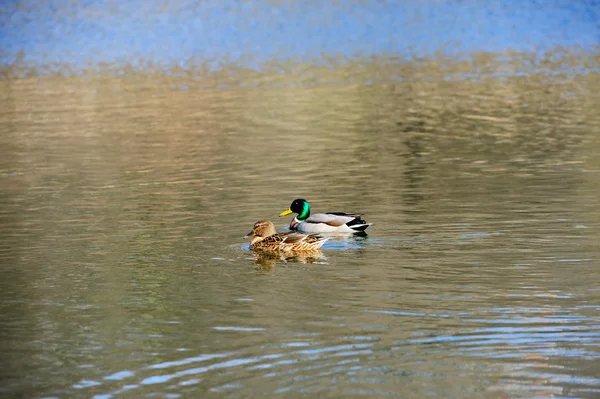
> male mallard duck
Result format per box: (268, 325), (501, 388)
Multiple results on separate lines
(279, 199), (371, 234)
(244, 220), (328, 254)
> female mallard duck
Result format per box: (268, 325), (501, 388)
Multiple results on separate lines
(244, 220), (328, 254)
(279, 199), (371, 234)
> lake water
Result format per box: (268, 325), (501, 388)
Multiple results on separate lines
(1, 56), (599, 398)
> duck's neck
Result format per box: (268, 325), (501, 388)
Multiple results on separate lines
(251, 236), (265, 246)
(290, 218), (300, 229)
(297, 204), (310, 221)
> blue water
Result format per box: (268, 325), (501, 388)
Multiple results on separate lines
(1, 0), (598, 69)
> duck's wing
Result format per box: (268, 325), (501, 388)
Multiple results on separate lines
(281, 232), (328, 248)
(303, 235), (328, 246)
(305, 212), (362, 227)
(280, 232), (313, 244)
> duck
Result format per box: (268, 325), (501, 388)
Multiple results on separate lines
(244, 220), (328, 254)
(279, 199), (371, 234)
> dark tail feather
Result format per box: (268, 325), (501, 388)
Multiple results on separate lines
(347, 217), (371, 232)
(346, 217), (367, 226)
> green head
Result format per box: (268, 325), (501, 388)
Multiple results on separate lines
(279, 198), (311, 221)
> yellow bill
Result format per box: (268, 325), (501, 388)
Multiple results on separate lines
(279, 208), (293, 217)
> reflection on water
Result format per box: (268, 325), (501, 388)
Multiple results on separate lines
(1, 53), (599, 398)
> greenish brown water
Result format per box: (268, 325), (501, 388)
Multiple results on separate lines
(1, 56), (600, 398)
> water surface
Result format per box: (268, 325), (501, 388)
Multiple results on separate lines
(1, 59), (599, 398)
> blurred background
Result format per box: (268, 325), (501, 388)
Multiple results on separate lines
(1, 0), (599, 77)
(1, 1), (599, 398)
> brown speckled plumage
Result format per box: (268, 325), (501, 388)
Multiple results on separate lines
(245, 220), (327, 254)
